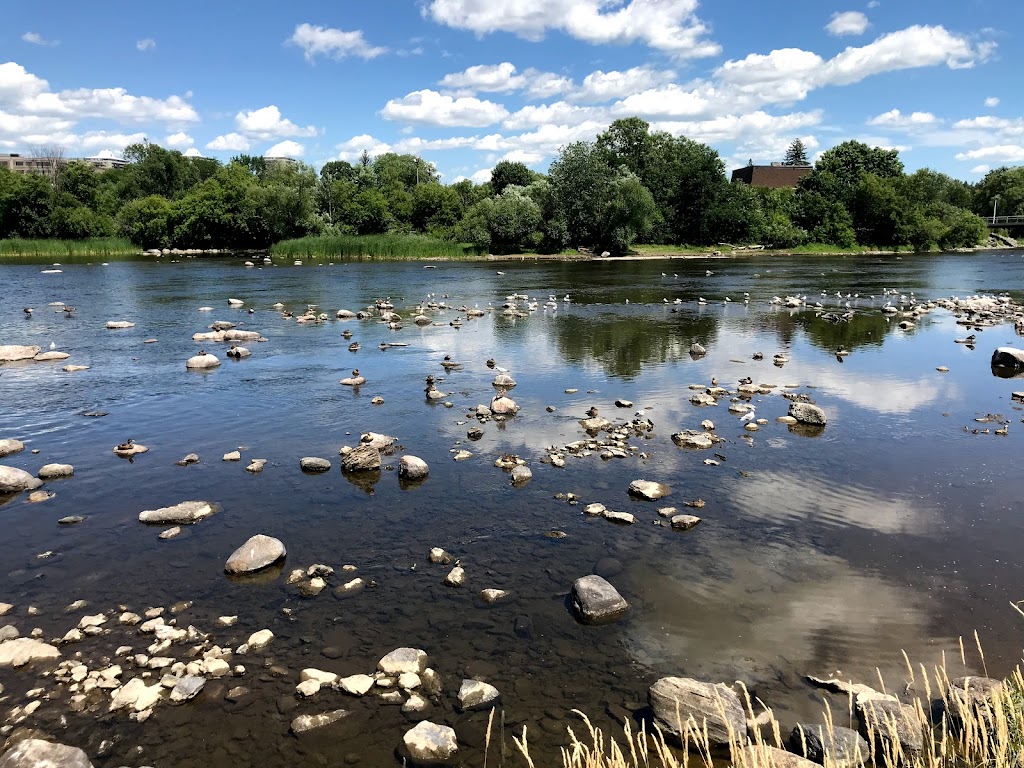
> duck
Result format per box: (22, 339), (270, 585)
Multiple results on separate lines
(116, 438), (135, 452)
(739, 376), (752, 385)
(348, 342), (360, 352)
(836, 347), (850, 357)
(586, 406), (599, 418)
(486, 358), (496, 369)
(23, 307), (33, 315)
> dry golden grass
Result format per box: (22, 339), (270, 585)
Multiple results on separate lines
(510, 637), (1024, 768)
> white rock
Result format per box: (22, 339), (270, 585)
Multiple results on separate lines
(296, 679), (321, 698)
(224, 534), (286, 574)
(0, 439), (26, 458)
(0, 739), (93, 768)
(480, 589), (509, 604)
(186, 352), (221, 370)
(339, 674), (375, 696)
(0, 346), (40, 362)
(398, 455), (429, 481)
(169, 676), (206, 703)
(399, 672), (421, 690)
(444, 567), (466, 587)
(301, 668), (339, 686)
(216, 616), (238, 627)
(0, 637), (60, 667)
(139, 500), (216, 525)
(105, 321), (135, 329)
(378, 647), (428, 675)
(0, 465), (44, 494)
(247, 629), (273, 649)
(403, 721), (459, 764)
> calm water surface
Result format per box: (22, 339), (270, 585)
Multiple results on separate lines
(1, 251), (1023, 766)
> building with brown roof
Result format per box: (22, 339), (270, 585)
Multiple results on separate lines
(731, 163), (812, 188)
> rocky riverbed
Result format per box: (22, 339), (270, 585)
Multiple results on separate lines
(1, 253), (1023, 766)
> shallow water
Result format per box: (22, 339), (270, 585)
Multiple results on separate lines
(1, 251), (1024, 766)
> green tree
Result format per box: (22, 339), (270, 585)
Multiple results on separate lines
(117, 195), (172, 247)
(973, 166), (1024, 217)
(783, 138), (810, 166)
(490, 160), (535, 196)
(411, 183), (464, 235)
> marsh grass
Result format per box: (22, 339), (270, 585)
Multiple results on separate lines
(270, 234), (484, 260)
(0, 237), (137, 258)
(512, 638), (1024, 768)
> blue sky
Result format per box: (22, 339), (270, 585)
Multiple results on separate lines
(2, 0), (1020, 183)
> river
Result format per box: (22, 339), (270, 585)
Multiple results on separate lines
(1, 250), (1023, 767)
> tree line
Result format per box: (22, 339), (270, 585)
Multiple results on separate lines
(0, 117), (1017, 253)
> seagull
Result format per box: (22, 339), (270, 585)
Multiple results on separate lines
(49, 342), (56, 350)
(740, 410), (756, 422)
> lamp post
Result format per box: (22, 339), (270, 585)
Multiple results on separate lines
(992, 194), (1001, 221)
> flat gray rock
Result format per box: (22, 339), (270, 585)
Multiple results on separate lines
(300, 457), (331, 472)
(0, 466), (44, 494)
(139, 501), (217, 525)
(0, 739), (93, 768)
(857, 698), (924, 755)
(169, 675), (206, 703)
(572, 575), (629, 624)
(649, 677), (746, 746)
(0, 345), (41, 362)
(224, 534), (286, 574)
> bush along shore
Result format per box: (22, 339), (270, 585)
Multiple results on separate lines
(1, 125), (1018, 257)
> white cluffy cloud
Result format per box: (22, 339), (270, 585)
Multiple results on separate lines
(381, 89), (509, 127)
(288, 23), (387, 61)
(164, 132), (194, 148)
(235, 105), (316, 139)
(136, 38), (156, 52)
(867, 109), (938, 128)
(954, 145), (1024, 163)
(334, 134), (393, 162)
(826, 11), (869, 36)
(22, 32), (59, 47)
(205, 133), (250, 152)
(984, 96), (1000, 107)
(425, 0), (721, 59)
(264, 140), (304, 158)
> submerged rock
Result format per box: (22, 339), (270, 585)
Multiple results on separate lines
(291, 709), (351, 734)
(105, 321), (135, 329)
(224, 534), (286, 574)
(457, 679), (500, 711)
(572, 575), (629, 624)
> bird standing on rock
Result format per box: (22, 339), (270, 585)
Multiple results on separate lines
(586, 406), (599, 418)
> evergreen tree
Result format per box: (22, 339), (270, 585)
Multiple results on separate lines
(783, 139), (810, 166)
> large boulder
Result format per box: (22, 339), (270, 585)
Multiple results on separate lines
(399, 456), (429, 481)
(789, 402), (827, 426)
(0, 439), (25, 458)
(571, 575), (629, 625)
(0, 466), (44, 494)
(0, 345), (41, 362)
(787, 724), (869, 768)
(0, 739), (93, 768)
(856, 698), (924, 757)
(992, 347), (1024, 369)
(342, 444), (381, 472)
(139, 501), (217, 525)
(379, 648), (428, 675)
(186, 352), (221, 369)
(649, 677), (747, 746)
(224, 534), (286, 574)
